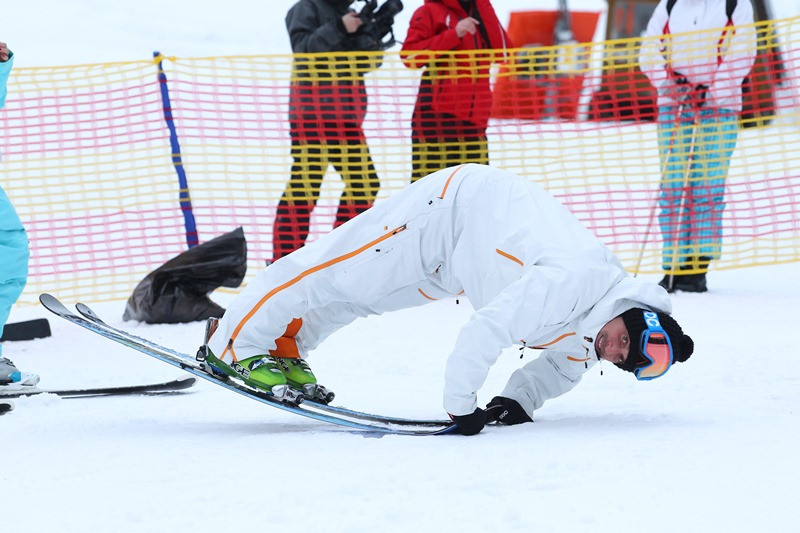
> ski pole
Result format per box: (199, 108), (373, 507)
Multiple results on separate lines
(633, 103), (686, 277)
(665, 107), (701, 291)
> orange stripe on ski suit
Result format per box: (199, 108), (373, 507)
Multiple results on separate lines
(439, 165), (465, 199)
(221, 225), (409, 362)
(529, 332), (576, 349)
(418, 288), (439, 301)
(496, 248), (523, 266)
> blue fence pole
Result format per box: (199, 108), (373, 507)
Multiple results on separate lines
(154, 51), (199, 248)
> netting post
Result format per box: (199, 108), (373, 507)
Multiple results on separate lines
(154, 51), (199, 248)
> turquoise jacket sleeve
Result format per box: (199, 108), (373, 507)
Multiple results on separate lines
(0, 51), (13, 109)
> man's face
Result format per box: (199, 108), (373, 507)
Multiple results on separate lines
(595, 316), (631, 365)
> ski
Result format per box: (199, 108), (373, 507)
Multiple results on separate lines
(72, 302), (451, 427)
(0, 400), (13, 415)
(42, 294), (455, 436)
(0, 376), (196, 399)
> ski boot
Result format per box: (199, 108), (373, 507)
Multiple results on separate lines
(196, 318), (302, 404)
(0, 357), (40, 389)
(275, 357), (335, 404)
(659, 256), (710, 293)
(659, 272), (707, 293)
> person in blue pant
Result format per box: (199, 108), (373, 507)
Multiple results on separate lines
(639, 0), (756, 292)
(0, 41), (39, 388)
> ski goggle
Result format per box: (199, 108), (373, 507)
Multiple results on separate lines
(634, 311), (674, 381)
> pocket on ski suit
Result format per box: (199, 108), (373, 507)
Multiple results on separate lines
(331, 227), (425, 304)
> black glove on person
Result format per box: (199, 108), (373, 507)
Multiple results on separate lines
(662, 72), (708, 110)
(666, 78), (708, 110)
(690, 84), (709, 109)
(485, 396), (533, 426)
(450, 408), (487, 436)
(661, 73), (690, 102)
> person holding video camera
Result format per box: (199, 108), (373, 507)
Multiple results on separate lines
(401, 0), (511, 182)
(275, 0), (395, 260)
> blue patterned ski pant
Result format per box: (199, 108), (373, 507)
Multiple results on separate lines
(656, 105), (739, 269)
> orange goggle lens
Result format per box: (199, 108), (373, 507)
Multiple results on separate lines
(634, 331), (674, 381)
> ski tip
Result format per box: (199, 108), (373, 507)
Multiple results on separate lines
(39, 293), (69, 314)
(75, 302), (103, 323)
(175, 376), (198, 390)
(39, 293), (68, 310)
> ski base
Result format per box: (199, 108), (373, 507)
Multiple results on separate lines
(40, 294), (455, 436)
(0, 376), (196, 399)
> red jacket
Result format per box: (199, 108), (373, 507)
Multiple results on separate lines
(401, 0), (511, 129)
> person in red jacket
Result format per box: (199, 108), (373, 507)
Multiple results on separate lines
(401, 0), (511, 182)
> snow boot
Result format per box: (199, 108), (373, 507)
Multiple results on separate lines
(275, 357), (335, 404)
(0, 357), (40, 387)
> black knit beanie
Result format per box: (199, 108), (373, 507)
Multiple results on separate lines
(617, 308), (694, 374)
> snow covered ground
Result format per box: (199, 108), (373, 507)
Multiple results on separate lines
(2, 1), (800, 532)
(3, 263), (799, 532)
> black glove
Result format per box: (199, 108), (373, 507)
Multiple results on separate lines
(485, 396), (533, 426)
(690, 84), (709, 109)
(660, 73), (690, 102)
(450, 408), (487, 436)
(669, 80), (709, 110)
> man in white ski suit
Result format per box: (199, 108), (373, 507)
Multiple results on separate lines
(207, 164), (693, 434)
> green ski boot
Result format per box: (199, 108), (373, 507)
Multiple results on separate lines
(275, 357), (335, 404)
(197, 319), (302, 404)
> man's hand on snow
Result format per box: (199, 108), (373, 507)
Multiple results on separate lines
(485, 396), (533, 425)
(450, 408), (487, 435)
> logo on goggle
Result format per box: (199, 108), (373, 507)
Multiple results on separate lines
(643, 311), (661, 329)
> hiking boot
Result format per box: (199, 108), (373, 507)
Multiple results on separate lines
(0, 357), (39, 387)
(276, 357), (335, 404)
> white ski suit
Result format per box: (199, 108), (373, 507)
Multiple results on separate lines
(208, 164), (673, 417)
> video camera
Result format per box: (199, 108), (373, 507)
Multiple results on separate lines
(352, 0), (403, 51)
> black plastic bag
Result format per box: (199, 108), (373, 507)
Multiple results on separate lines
(0, 318), (52, 342)
(123, 227), (247, 324)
